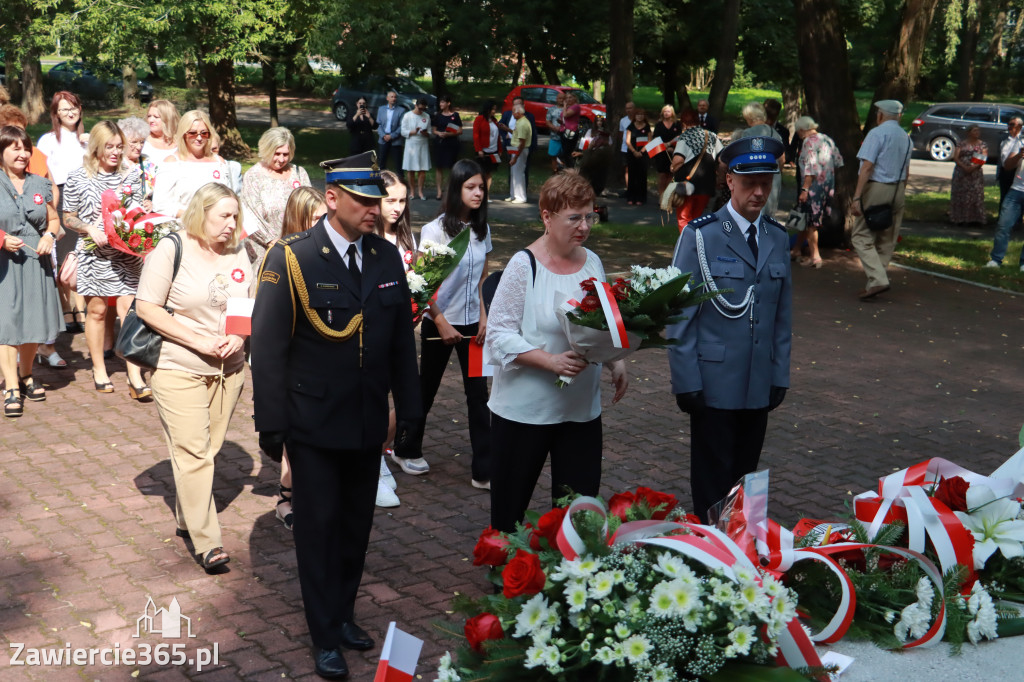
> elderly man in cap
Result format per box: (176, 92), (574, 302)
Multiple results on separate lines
(667, 136), (792, 523)
(849, 99), (913, 300)
(251, 151), (421, 679)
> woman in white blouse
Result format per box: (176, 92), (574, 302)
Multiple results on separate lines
(390, 160), (491, 486)
(485, 171), (627, 533)
(152, 110), (229, 218)
(400, 98), (431, 201)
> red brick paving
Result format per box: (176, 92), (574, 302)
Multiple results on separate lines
(2, 233), (1023, 679)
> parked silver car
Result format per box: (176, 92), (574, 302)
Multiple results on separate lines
(910, 102), (1024, 162)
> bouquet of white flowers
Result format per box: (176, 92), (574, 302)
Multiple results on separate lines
(407, 228), (471, 322)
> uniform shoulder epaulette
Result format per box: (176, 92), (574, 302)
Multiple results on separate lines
(280, 231), (310, 245)
(763, 215), (786, 231)
(688, 213), (718, 229)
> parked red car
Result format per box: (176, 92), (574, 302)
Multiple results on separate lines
(502, 85), (607, 136)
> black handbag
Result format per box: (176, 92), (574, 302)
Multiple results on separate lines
(115, 232), (182, 369)
(862, 139), (911, 232)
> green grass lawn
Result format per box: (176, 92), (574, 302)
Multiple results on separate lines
(895, 233), (1024, 293)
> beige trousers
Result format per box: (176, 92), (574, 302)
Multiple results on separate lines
(850, 180), (907, 290)
(151, 368), (245, 557)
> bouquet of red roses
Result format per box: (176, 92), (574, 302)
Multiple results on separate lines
(90, 189), (177, 258)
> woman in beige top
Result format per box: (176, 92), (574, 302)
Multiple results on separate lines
(136, 182), (252, 572)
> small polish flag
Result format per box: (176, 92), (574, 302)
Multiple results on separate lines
(372, 622), (423, 682)
(468, 337), (494, 377)
(225, 297), (255, 335)
(446, 121), (461, 133)
(644, 136), (666, 157)
(489, 153), (501, 164)
(580, 135), (593, 151)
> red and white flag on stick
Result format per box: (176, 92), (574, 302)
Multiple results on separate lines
(580, 134), (593, 151)
(372, 622), (423, 682)
(446, 121), (461, 134)
(468, 337), (494, 377)
(489, 152), (501, 164)
(594, 281), (629, 349)
(225, 297), (255, 336)
(644, 136), (666, 158)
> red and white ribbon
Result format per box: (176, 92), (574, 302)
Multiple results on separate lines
(594, 281), (628, 349)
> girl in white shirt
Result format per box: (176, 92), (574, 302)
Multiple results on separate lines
(391, 160), (492, 487)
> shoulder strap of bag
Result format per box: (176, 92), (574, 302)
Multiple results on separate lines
(686, 130), (710, 181)
(521, 247), (537, 284)
(889, 139), (912, 205)
(168, 231), (183, 281)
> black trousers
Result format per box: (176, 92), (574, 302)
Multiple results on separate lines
(397, 319), (492, 480)
(687, 407), (768, 523)
(377, 140), (405, 180)
(287, 439), (379, 649)
(489, 412), (602, 533)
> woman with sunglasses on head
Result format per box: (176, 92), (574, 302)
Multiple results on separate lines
(371, 171), (416, 507)
(391, 160), (492, 488)
(152, 110), (230, 219)
(485, 170), (627, 533)
(62, 121), (148, 397)
(36, 91), (88, 337)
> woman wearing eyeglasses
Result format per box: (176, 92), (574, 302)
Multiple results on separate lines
(485, 170), (628, 533)
(152, 110), (230, 219)
(62, 121), (148, 397)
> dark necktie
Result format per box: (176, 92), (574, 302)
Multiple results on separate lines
(346, 244), (361, 287)
(746, 226), (759, 262)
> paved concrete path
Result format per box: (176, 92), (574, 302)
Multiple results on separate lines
(2, 223), (1023, 680)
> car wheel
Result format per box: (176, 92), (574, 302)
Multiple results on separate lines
(929, 136), (955, 162)
(334, 102), (349, 121)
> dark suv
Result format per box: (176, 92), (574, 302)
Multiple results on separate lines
(911, 102), (1024, 161)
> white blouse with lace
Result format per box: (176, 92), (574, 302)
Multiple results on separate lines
(486, 248), (605, 425)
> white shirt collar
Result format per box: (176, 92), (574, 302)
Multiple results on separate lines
(725, 202), (758, 244)
(324, 221), (362, 269)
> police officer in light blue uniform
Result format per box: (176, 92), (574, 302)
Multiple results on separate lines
(667, 136), (792, 523)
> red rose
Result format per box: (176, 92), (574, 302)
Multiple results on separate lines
(143, 238), (154, 250)
(608, 491), (636, 521)
(611, 283), (629, 301)
(501, 549), (545, 598)
(579, 295), (600, 313)
(635, 486), (678, 520)
(934, 476), (970, 512)
(525, 522), (542, 551)
(472, 526), (510, 566)
(683, 513), (701, 525)
(580, 277), (598, 292)
(127, 233), (142, 248)
(143, 221), (155, 234)
(464, 613), (504, 652)
(537, 507), (567, 548)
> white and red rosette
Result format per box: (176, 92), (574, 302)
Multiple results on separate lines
(231, 268), (245, 283)
(32, 194), (44, 205)
(292, 179), (301, 189)
(213, 169), (221, 180)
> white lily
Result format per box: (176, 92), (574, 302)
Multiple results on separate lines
(953, 484), (1024, 569)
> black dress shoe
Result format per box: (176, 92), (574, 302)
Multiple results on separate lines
(338, 621), (374, 651)
(312, 647), (349, 679)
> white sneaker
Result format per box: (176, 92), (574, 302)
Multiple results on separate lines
(985, 260), (1001, 268)
(380, 454), (397, 490)
(390, 451), (430, 475)
(375, 478), (400, 508)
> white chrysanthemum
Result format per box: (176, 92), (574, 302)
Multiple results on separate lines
(514, 593), (552, 637)
(565, 580), (589, 613)
(421, 240), (456, 257)
(614, 622), (631, 639)
(531, 626), (553, 646)
(769, 591), (797, 623)
(761, 575), (785, 598)
(523, 644), (547, 669)
(580, 639), (592, 652)
(648, 581), (677, 617)
(893, 602), (929, 642)
(733, 581), (769, 618)
(670, 578), (701, 615)
(653, 552), (686, 578)
(728, 625), (756, 656)
(966, 582), (999, 644)
(624, 595), (643, 617)
(621, 634), (653, 664)
(542, 644), (561, 673)
(589, 571), (616, 600)
(710, 580), (735, 605)
(406, 271), (427, 293)
(733, 566), (756, 583)
(915, 577), (935, 606)
(682, 609), (701, 633)
(436, 652), (461, 682)
(592, 645), (616, 664)
(648, 663), (675, 682)
(884, 610), (896, 623)
(576, 556), (602, 576)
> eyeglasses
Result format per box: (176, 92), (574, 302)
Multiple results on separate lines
(554, 211), (600, 227)
(57, 107), (80, 115)
(185, 130), (211, 140)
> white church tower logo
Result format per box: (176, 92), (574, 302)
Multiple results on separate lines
(135, 596), (195, 639)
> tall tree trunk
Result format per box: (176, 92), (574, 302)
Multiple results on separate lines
(430, 53), (448, 97)
(263, 58), (279, 128)
(662, 65), (677, 107)
(607, 0), (634, 190)
(19, 52), (46, 125)
(676, 80), (693, 113)
(793, 0), (861, 245)
(956, 9), (983, 100)
(781, 84), (801, 128)
(184, 55), (200, 91)
(592, 80), (603, 102)
(122, 64), (140, 109)
(291, 45), (315, 92)
(203, 59), (250, 157)
(540, 54), (561, 85)
(5, 52), (22, 104)
(864, 0), (941, 134)
(973, 0), (1010, 100)
(526, 58), (544, 84)
(707, 0), (741, 122)
(510, 52), (524, 90)
(146, 44), (161, 81)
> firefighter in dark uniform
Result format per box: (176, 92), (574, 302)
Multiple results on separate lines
(667, 136), (792, 523)
(251, 151), (421, 679)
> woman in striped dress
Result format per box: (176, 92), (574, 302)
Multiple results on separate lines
(63, 121), (148, 397)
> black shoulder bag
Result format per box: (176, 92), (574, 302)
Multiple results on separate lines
(863, 138), (912, 232)
(115, 232), (182, 369)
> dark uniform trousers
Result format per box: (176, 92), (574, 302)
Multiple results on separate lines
(252, 218), (421, 651)
(689, 408), (768, 523)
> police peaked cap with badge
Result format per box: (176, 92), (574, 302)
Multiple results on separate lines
(720, 136), (785, 175)
(320, 151), (387, 198)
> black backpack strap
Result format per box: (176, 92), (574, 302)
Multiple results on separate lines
(168, 231), (183, 281)
(522, 247), (536, 284)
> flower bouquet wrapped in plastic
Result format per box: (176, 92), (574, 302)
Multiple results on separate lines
(84, 189), (177, 258)
(553, 265), (719, 384)
(407, 227), (471, 323)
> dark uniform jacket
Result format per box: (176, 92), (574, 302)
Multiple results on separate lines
(251, 217), (421, 450)
(667, 205), (792, 410)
